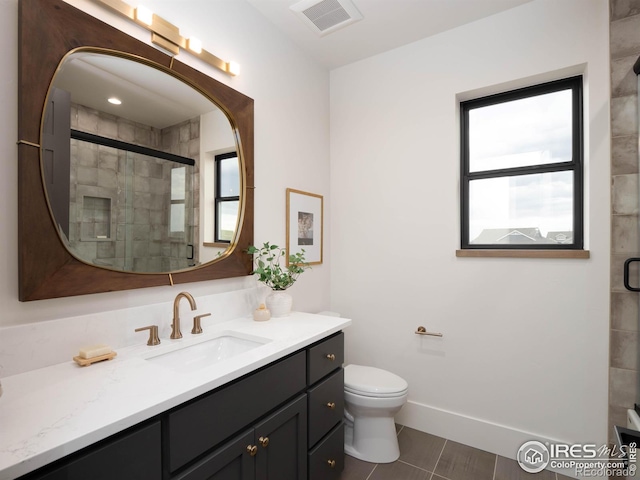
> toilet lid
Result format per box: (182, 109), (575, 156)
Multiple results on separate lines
(344, 364), (408, 397)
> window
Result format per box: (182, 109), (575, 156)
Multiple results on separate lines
(214, 152), (240, 243)
(460, 76), (583, 250)
(170, 166), (186, 234)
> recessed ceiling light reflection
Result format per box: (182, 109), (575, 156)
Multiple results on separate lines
(108, 97), (122, 105)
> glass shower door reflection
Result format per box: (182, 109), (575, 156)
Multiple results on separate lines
(67, 137), (196, 274)
(622, 68), (640, 424)
(123, 151), (195, 273)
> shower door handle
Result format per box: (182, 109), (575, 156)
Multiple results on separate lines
(624, 258), (640, 291)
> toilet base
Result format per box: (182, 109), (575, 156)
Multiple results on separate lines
(344, 414), (400, 463)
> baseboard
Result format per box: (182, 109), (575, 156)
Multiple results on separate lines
(395, 400), (583, 479)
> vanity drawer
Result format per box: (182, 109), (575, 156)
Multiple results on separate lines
(168, 351), (306, 472)
(308, 422), (344, 480)
(307, 368), (344, 447)
(307, 332), (344, 385)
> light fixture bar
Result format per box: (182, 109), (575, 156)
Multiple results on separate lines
(98, 0), (133, 18)
(90, 0), (239, 76)
(150, 14), (184, 48)
(151, 32), (180, 55)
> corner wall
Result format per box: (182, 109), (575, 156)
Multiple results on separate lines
(330, 0), (610, 460)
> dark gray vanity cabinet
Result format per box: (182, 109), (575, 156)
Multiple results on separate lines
(16, 331), (345, 480)
(174, 395), (307, 480)
(309, 423), (345, 480)
(167, 351), (307, 472)
(172, 429), (255, 480)
(19, 421), (162, 480)
(306, 333), (345, 480)
(308, 369), (344, 447)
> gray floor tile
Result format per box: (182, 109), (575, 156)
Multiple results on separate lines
(340, 454), (377, 480)
(346, 424), (565, 480)
(433, 440), (496, 480)
(397, 426), (447, 472)
(368, 461), (430, 480)
(555, 474), (574, 480)
(494, 455), (556, 479)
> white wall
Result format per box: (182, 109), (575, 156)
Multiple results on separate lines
(0, 0), (330, 374)
(330, 0), (610, 461)
(200, 109), (236, 263)
(0, 0), (612, 464)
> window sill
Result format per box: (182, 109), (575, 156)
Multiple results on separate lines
(455, 249), (590, 259)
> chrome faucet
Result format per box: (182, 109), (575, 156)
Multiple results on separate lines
(171, 292), (197, 339)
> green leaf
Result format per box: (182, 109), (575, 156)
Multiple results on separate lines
(246, 242), (310, 290)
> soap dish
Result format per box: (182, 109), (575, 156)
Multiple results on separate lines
(73, 351), (117, 367)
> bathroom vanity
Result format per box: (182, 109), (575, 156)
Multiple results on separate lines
(0, 313), (350, 480)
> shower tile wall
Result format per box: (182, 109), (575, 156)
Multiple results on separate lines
(69, 103), (200, 272)
(610, 0), (640, 445)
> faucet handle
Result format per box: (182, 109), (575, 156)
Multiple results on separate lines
(192, 313), (211, 334)
(135, 325), (161, 346)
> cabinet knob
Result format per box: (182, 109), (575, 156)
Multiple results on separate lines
(247, 445), (257, 456)
(259, 436), (269, 448)
(326, 402), (336, 409)
(327, 459), (336, 468)
(326, 353), (336, 361)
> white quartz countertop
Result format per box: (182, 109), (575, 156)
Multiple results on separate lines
(0, 312), (351, 480)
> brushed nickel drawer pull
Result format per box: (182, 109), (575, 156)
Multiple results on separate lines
(247, 445), (257, 456)
(326, 402), (336, 409)
(327, 459), (336, 468)
(326, 353), (336, 361)
(259, 436), (269, 448)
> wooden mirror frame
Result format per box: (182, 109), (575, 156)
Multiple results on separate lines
(17, 0), (254, 301)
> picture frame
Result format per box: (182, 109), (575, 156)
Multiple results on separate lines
(286, 188), (323, 266)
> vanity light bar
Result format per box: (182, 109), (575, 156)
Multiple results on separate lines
(91, 0), (240, 76)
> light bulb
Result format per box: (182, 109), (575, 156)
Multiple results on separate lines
(227, 61), (240, 76)
(187, 37), (202, 54)
(135, 5), (153, 26)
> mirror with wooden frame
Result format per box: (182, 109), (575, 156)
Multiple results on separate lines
(18, 0), (254, 301)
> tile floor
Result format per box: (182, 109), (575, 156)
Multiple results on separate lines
(340, 425), (573, 480)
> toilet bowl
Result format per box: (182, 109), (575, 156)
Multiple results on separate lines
(343, 364), (408, 463)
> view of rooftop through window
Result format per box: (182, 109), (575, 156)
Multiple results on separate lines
(464, 86), (577, 245)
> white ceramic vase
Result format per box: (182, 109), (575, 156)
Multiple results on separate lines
(265, 290), (293, 317)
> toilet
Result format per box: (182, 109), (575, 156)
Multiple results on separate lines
(343, 364), (408, 463)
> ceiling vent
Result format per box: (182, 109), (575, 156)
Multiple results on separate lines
(290, 0), (363, 37)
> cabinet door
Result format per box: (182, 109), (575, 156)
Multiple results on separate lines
(20, 421), (161, 480)
(173, 430), (255, 480)
(254, 394), (308, 480)
(168, 351), (306, 472)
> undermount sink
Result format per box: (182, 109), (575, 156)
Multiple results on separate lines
(145, 332), (271, 373)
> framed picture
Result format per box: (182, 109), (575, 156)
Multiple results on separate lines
(286, 188), (323, 265)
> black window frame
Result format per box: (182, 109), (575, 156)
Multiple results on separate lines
(460, 75), (584, 250)
(214, 151), (239, 244)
